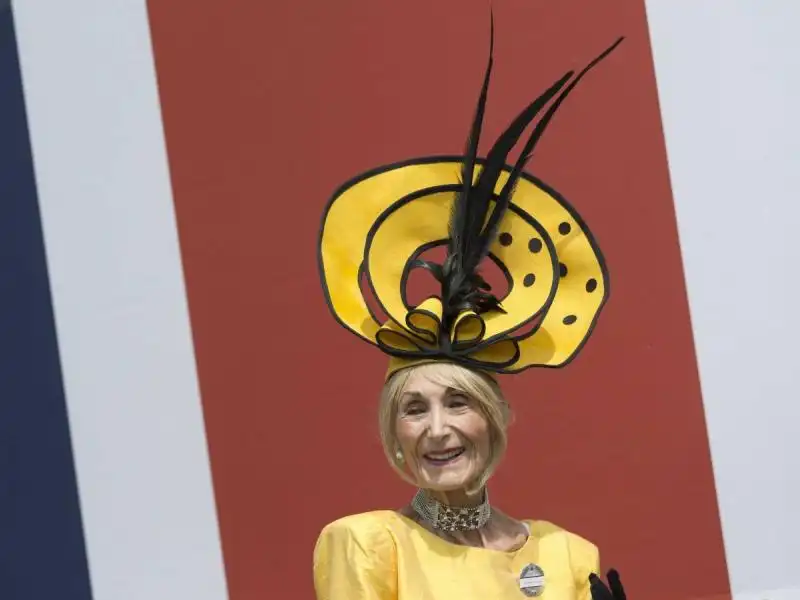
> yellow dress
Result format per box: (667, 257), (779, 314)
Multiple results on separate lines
(313, 510), (599, 600)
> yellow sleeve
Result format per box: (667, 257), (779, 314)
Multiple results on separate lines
(313, 515), (397, 600)
(566, 532), (600, 600)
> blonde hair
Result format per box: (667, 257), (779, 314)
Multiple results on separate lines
(378, 362), (511, 496)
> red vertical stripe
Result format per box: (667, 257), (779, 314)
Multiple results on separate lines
(147, 1), (730, 598)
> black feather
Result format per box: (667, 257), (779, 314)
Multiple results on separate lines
(448, 12), (494, 265)
(441, 61), (575, 328)
(498, 36), (625, 198)
(422, 22), (625, 340)
(467, 70), (573, 266)
(483, 36), (626, 256)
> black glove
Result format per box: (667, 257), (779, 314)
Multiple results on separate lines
(589, 569), (626, 600)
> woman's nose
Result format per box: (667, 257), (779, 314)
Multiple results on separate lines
(427, 406), (450, 438)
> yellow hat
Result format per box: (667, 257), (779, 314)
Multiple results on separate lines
(318, 23), (623, 379)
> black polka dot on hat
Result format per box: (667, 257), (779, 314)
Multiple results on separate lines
(559, 263), (568, 278)
(528, 238), (542, 253)
(586, 278), (598, 293)
(563, 315), (577, 325)
(499, 232), (513, 246)
(523, 273), (536, 287)
(558, 222), (571, 235)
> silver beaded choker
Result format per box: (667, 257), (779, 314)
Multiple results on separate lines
(411, 488), (491, 532)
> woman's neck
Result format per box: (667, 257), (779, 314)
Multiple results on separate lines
(429, 487), (484, 508)
(399, 503), (529, 552)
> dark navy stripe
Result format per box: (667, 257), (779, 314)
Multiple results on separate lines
(0, 8), (93, 600)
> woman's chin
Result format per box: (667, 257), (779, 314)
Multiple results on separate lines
(416, 471), (477, 494)
(422, 481), (466, 493)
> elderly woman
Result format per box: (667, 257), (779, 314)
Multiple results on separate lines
(313, 21), (627, 600)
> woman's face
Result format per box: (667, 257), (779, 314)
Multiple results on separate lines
(394, 370), (491, 494)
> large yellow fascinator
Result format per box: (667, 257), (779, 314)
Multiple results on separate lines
(318, 22), (623, 378)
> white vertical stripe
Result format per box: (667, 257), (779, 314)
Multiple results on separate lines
(11, 2), (229, 599)
(646, 2), (800, 599)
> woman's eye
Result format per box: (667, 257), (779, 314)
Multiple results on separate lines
(404, 403), (425, 415)
(448, 395), (469, 407)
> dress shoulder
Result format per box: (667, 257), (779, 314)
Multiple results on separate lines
(313, 511), (397, 600)
(318, 511), (398, 538)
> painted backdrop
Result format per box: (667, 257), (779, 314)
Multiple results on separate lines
(146, 1), (725, 599)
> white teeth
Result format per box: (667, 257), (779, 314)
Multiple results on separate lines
(426, 448), (464, 460)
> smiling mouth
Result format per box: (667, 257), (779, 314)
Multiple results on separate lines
(422, 447), (466, 465)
